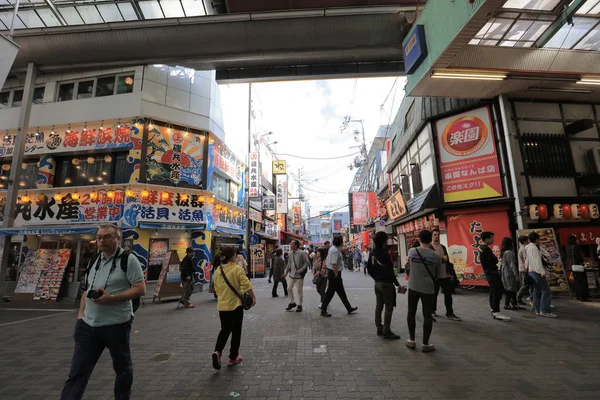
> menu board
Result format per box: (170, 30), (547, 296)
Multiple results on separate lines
(166, 264), (181, 283)
(153, 253), (171, 297)
(149, 239), (169, 266)
(250, 243), (265, 275)
(14, 250), (45, 294)
(517, 228), (570, 292)
(33, 249), (72, 300)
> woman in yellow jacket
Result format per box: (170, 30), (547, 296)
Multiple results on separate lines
(212, 246), (256, 370)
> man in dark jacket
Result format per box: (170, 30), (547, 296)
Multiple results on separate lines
(480, 232), (510, 321)
(368, 232), (401, 339)
(180, 247), (196, 308)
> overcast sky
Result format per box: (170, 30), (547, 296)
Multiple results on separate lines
(219, 77), (406, 216)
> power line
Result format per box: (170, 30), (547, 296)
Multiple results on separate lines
(305, 204), (349, 221)
(273, 152), (359, 160)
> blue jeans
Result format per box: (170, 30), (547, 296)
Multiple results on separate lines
(528, 272), (551, 314)
(61, 319), (133, 400)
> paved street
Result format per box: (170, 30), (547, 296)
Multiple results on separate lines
(1, 271), (600, 400)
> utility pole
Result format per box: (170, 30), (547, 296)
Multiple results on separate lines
(246, 83), (253, 278)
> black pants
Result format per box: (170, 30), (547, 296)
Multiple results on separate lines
(321, 270), (352, 312)
(574, 271), (589, 301)
(316, 276), (328, 303)
(433, 278), (454, 316)
(504, 290), (517, 307)
(215, 306), (244, 360)
(374, 282), (396, 333)
(61, 319), (133, 400)
(407, 289), (434, 345)
(485, 273), (504, 313)
(272, 280), (288, 296)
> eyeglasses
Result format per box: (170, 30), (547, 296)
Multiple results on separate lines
(97, 234), (115, 241)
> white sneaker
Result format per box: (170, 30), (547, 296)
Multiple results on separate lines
(540, 312), (557, 318)
(492, 312), (511, 321)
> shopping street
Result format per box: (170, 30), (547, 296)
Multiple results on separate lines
(1, 272), (600, 400)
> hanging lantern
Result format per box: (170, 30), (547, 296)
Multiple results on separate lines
(528, 205), (539, 220)
(1, 164), (10, 171)
(589, 204), (599, 219)
(580, 204), (589, 219)
(87, 157), (95, 164)
(21, 163), (27, 169)
(234, 211), (239, 216)
(104, 155), (112, 163)
(553, 204), (563, 220)
(571, 204), (581, 219)
(538, 204), (548, 221)
(126, 190), (135, 198)
(562, 204), (572, 219)
(72, 158), (80, 166)
(71, 193), (80, 201)
(216, 204), (222, 210)
(209, 197), (215, 204)
(199, 195), (205, 202)
(180, 193), (188, 202)
(53, 193), (62, 202)
(37, 194), (45, 202)
(21, 195), (30, 203)
(107, 191), (115, 199)
(161, 192), (169, 200)
(141, 190), (149, 198)
(90, 192), (98, 200)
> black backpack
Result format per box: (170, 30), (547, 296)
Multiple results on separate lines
(86, 250), (141, 313)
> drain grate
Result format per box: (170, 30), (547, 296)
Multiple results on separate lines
(150, 353), (172, 362)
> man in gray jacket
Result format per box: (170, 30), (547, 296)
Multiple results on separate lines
(283, 239), (310, 312)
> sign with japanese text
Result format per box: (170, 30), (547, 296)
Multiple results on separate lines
(276, 175), (288, 214)
(146, 125), (204, 187)
(436, 106), (503, 203)
(385, 191), (408, 221)
(32, 249), (71, 301)
(262, 195), (275, 210)
(272, 160), (286, 175)
(352, 192), (368, 225)
(293, 202), (301, 226)
(333, 219), (342, 232)
(0, 121), (135, 158)
(368, 192), (378, 219)
(265, 221), (278, 238)
(447, 210), (510, 287)
(321, 221), (331, 237)
(249, 152), (260, 198)
(517, 228), (569, 292)
(210, 136), (243, 183)
(556, 227), (600, 246)
(250, 243), (265, 274)
(249, 207), (263, 222)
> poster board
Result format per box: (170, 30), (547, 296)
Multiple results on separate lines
(250, 243), (265, 275)
(516, 228), (570, 293)
(13, 249), (72, 302)
(153, 250), (184, 301)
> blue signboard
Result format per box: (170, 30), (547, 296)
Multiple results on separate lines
(249, 234), (259, 245)
(403, 25), (428, 75)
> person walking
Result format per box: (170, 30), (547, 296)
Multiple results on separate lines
(320, 235), (359, 317)
(526, 232), (557, 318)
(500, 238), (522, 310)
(362, 247), (369, 276)
(567, 235), (589, 302)
(211, 246), (256, 370)
(271, 249), (288, 298)
(268, 246), (278, 284)
(284, 239), (310, 312)
(234, 248), (248, 275)
(179, 247), (196, 308)
(516, 236), (532, 305)
(431, 229), (461, 321)
(313, 247), (329, 308)
(368, 231), (401, 340)
(405, 230), (441, 353)
(354, 246), (362, 272)
(480, 231), (511, 321)
(61, 224), (146, 400)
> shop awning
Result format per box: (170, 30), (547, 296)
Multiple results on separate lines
(281, 230), (308, 241)
(0, 225), (98, 236)
(387, 186), (440, 226)
(215, 227), (245, 236)
(139, 222), (206, 230)
(256, 231), (278, 240)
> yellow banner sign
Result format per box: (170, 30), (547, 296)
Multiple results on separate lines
(272, 160), (286, 175)
(386, 191), (407, 221)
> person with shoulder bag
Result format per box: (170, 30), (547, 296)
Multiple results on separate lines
(61, 224), (146, 400)
(312, 247), (329, 308)
(430, 229), (461, 321)
(179, 247), (196, 308)
(568, 235), (589, 302)
(271, 248), (288, 298)
(211, 246), (256, 370)
(283, 239), (310, 312)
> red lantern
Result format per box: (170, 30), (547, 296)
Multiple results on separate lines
(538, 204), (548, 221)
(562, 204), (571, 219)
(580, 204), (589, 219)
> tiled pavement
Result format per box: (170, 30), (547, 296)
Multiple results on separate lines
(1, 271), (600, 400)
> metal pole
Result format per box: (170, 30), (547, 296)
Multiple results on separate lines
(8, 0), (21, 40)
(247, 83), (254, 279)
(0, 63), (36, 299)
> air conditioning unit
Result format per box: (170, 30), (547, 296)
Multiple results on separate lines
(585, 148), (600, 174)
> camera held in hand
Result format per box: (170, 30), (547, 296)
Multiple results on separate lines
(87, 288), (103, 300)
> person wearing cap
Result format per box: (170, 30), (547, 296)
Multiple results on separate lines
(180, 247), (196, 308)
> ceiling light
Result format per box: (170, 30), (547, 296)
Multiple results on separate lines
(432, 71), (507, 80)
(526, 87), (592, 94)
(577, 78), (600, 86)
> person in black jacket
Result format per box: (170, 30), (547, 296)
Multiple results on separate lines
(568, 235), (589, 302)
(180, 247), (196, 308)
(480, 232), (510, 321)
(368, 232), (401, 339)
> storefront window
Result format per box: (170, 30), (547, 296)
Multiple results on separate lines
(212, 174), (230, 202)
(57, 83), (75, 102)
(421, 157), (435, 191)
(1, 161), (37, 189)
(12, 90), (23, 107)
(78, 240), (97, 282)
(54, 152), (129, 187)
(117, 75), (134, 94)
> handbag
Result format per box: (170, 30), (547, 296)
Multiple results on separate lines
(572, 265), (585, 272)
(219, 266), (253, 310)
(312, 274), (322, 285)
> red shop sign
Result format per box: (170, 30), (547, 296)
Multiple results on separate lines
(556, 227), (600, 245)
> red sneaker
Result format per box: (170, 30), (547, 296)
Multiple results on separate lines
(212, 351), (221, 370)
(228, 355), (243, 366)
